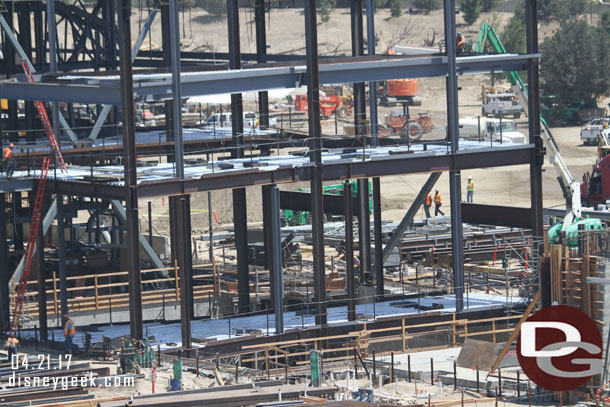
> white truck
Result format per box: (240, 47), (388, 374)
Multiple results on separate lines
(580, 117), (609, 145)
(459, 116), (527, 144)
(482, 92), (523, 119)
(201, 112), (277, 128)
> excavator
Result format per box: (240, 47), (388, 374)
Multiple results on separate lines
(473, 23), (602, 244)
(378, 47), (422, 107)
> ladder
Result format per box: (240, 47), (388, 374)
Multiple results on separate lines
(20, 61), (68, 173)
(9, 157), (50, 339)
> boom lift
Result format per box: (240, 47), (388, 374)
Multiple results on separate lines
(474, 23), (601, 243)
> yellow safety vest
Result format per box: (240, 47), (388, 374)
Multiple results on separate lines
(467, 181), (475, 192)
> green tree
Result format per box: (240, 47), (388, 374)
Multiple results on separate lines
(412, 0), (441, 13)
(319, 0), (336, 23)
(539, 0), (592, 22)
(389, 0), (401, 17)
(480, 0), (497, 12)
(501, 4), (526, 54)
(541, 21), (610, 108)
(375, 0), (388, 10)
(461, 0), (482, 25)
(196, 0), (225, 16)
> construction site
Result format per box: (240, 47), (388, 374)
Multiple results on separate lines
(2, 0), (610, 405)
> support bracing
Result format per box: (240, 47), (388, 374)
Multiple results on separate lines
(444, 0), (464, 312)
(118, 0), (143, 341)
(344, 181), (356, 322)
(305, 0), (327, 326)
(270, 186), (284, 334)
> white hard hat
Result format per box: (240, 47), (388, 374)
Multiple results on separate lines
(468, 176), (472, 179)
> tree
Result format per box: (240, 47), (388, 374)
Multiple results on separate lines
(412, 0), (441, 13)
(541, 21), (610, 108)
(480, 0), (497, 12)
(461, 0), (482, 26)
(319, 0), (336, 23)
(501, 4), (525, 54)
(196, 0), (225, 16)
(539, 0), (592, 22)
(389, 0), (401, 17)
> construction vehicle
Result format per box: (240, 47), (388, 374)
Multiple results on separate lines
(375, 80), (422, 107)
(459, 116), (526, 144)
(580, 117), (610, 146)
(481, 85), (523, 119)
(293, 94), (352, 119)
(473, 23), (602, 243)
(383, 109), (434, 141)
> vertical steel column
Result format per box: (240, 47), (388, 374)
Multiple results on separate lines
(175, 195), (193, 348)
(305, 0), (327, 326)
(118, 0), (143, 340)
(161, 2), (174, 154)
(344, 181), (356, 321)
(525, 0), (545, 306)
(56, 194), (68, 317)
(46, 0), (60, 141)
(17, 4), (36, 144)
(262, 185), (272, 271)
(0, 194), (9, 331)
(2, 9), (17, 139)
(351, 0), (371, 283)
(169, 0), (184, 178)
(13, 193), (23, 253)
(37, 199), (48, 341)
(208, 191), (214, 263)
(228, 0), (249, 314)
(270, 186), (284, 334)
(367, 0), (383, 298)
(444, 0), (464, 312)
(255, 0), (269, 128)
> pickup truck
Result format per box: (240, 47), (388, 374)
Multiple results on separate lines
(482, 92), (523, 119)
(580, 118), (609, 145)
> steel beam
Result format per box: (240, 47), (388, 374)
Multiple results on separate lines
(37, 198), (48, 341)
(0, 54), (540, 105)
(227, 0), (249, 314)
(525, 0), (545, 306)
(169, 0), (184, 179)
(56, 194), (68, 317)
(444, 0), (464, 313)
(372, 178), (383, 297)
(173, 195), (193, 348)
(462, 203), (533, 228)
(118, 0), (143, 341)
(381, 172), (442, 262)
(270, 186), (284, 334)
(279, 190), (360, 216)
(0, 194), (9, 331)
(357, 178), (371, 282)
(344, 181), (356, 321)
(255, 0), (269, 128)
(305, 0), (327, 326)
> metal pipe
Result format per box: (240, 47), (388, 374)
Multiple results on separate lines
(444, 0), (464, 312)
(305, 0), (327, 326)
(118, 0), (143, 340)
(344, 181), (356, 321)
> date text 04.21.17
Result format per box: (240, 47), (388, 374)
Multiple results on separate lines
(11, 354), (72, 370)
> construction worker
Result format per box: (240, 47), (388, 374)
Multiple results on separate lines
(2, 143), (15, 178)
(466, 176), (475, 202)
(63, 314), (76, 354)
(434, 190), (444, 216)
(424, 193), (432, 220)
(456, 32), (466, 53)
(353, 255), (361, 282)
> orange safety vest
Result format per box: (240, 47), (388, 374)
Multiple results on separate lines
(64, 319), (76, 336)
(434, 193), (442, 204)
(426, 194), (431, 206)
(3, 147), (11, 160)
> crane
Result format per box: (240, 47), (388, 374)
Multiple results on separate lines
(473, 23), (601, 242)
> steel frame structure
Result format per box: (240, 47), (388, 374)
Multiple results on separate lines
(0, 0), (544, 341)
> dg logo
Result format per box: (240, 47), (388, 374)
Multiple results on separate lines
(517, 305), (603, 391)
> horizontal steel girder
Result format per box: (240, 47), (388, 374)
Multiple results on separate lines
(0, 53), (540, 104)
(45, 144), (534, 199)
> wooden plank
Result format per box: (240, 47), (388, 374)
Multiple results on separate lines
(489, 291), (539, 374)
